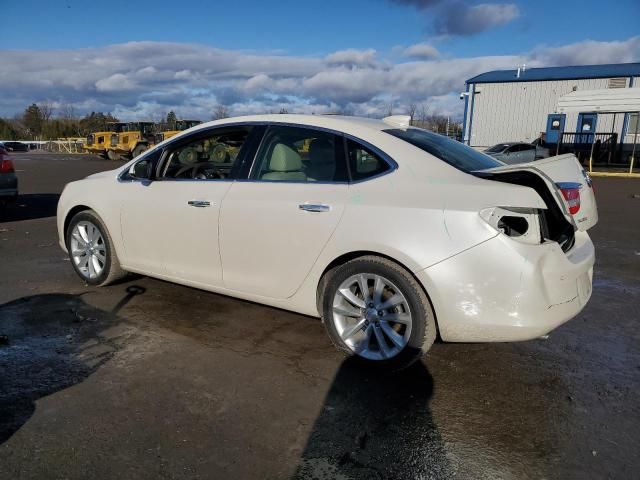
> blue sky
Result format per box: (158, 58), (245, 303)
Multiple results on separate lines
(1, 0), (639, 119)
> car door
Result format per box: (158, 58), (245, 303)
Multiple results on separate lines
(520, 144), (536, 162)
(219, 124), (349, 299)
(119, 124), (256, 286)
(502, 145), (521, 164)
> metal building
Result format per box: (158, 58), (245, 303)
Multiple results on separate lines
(462, 62), (640, 149)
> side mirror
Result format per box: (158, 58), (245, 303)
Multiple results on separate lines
(129, 159), (152, 180)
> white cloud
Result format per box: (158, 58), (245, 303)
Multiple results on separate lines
(325, 48), (379, 68)
(0, 37), (638, 121)
(402, 43), (440, 59)
(95, 73), (138, 92)
(528, 37), (640, 66)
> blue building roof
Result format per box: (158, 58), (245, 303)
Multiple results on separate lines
(466, 62), (640, 84)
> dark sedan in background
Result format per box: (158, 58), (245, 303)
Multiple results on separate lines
(484, 141), (550, 164)
(0, 145), (18, 204)
(1, 141), (29, 152)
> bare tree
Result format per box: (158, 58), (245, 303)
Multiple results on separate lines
(58, 103), (76, 120)
(39, 101), (54, 122)
(418, 102), (430, 126)
(212, 104), (229, 120)
(407, 103), (417, 125)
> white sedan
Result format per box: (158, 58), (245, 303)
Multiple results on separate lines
(57, 114), (597, 369)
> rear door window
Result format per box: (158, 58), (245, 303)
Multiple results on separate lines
(250, 125), (348, 183)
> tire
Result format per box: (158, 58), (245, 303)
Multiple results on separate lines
(320, 255), (436, 371)
(107, 150), (121, 161)
(66, 210), (126, 286)
(132, 144), (148, 158)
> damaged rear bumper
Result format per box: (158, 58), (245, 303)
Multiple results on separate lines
(416, 230), (594, 342)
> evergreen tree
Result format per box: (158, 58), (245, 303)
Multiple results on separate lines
(23, 104), (44, 138)
(166, 111), (177, 130)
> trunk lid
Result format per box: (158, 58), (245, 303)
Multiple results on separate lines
(481, 154), (598, 231)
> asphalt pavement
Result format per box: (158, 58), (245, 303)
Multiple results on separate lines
(1, 152), (639, 479)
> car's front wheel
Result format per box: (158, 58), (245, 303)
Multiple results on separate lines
(66, 210), (126, 286)
(320, 256), (437, 370)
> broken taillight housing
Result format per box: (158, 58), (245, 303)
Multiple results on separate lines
(557, 182), (581, 215)
(479, 207), (542, 245)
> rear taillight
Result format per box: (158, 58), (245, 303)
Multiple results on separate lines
(0, 158), (14, 173)
(557, 182), (581, 215)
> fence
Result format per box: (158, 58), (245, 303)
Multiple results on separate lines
(43, 139), (86, 154)
(409, 120), (464, 142)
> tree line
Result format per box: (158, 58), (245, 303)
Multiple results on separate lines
(0, 103), (121, 141)
(0, 101), (461, 141)
(0, 103), (227, 141)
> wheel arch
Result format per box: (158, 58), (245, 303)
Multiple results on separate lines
(63, 205), (118, 258)
(63, 204), (93, 244)
(316, 250), (441, 338)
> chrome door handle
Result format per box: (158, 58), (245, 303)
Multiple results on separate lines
(188, 200), (212, 208)
(299, 203), (330, 213)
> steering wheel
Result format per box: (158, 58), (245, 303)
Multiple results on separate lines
(175, 162), (225, 179)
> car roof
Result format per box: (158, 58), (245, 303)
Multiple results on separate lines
(191, 114), (393, 136)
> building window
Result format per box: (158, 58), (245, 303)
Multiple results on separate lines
(628, 113), (639, 135)
(608, 78), (627, 89)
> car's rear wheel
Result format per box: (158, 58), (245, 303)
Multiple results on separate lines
(107, 150), (121, 161)
(320, 255), (436, 370)
(66, 210), (126, 286)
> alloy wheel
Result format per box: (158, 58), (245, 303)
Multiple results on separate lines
(332, 273), (413, 360)
(70, 221), (107, 280)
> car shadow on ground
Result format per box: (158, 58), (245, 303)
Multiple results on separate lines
(0, 286), (145, 444)
(0, 193), (60, 223)
(292, 356), (453, 480)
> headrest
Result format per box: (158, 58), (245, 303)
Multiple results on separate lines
(269, 143), (302, 172)
(308, 138), (333, 164)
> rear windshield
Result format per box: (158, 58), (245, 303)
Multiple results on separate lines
(384, 128), (502, 172)
(485, 143), (509, 153)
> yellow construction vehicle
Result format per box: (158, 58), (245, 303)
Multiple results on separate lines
(107, 122), (156, 160)
(155, 119), (202, 144)
(85, 122), (126, 158)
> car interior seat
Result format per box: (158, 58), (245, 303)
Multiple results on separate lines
(261, 143), (306, 181)
(306, 139), (335, 181)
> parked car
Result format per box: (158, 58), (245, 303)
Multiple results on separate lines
(57, 115), (597, 369)
(0, 145), (18, 205)
(2, 141), (29, 152)
(484, 142), (550, 164)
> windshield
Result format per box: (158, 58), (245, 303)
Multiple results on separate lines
(384, 128), (502, 172)
(485, 144), (510, 153)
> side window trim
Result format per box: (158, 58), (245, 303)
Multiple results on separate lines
(120, 121), (399, 184)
